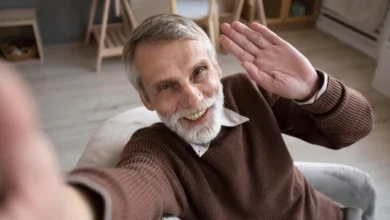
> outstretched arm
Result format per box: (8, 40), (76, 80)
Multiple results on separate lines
(68, 142), (187, 220)
(0, 61), (184, 220)
(0, 61), (96, 220)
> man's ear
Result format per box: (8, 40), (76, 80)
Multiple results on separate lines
(139, 92), (155, 111)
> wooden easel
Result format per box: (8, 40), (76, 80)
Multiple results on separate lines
(85, 0), (137, 72)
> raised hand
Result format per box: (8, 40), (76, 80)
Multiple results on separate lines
(220, 21), (321, 101)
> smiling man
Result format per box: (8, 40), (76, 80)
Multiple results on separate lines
(0, 14), (373, 220)
(131, 39), (226, 149)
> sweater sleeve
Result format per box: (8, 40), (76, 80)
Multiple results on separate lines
(258, 71), (374, 149)
(67, 138), (187, 220)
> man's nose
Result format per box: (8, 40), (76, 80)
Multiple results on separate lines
(181, 84), (203, 109)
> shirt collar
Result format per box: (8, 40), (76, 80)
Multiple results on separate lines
(221, 107), (249, 127)
(189, 107), (249, 157)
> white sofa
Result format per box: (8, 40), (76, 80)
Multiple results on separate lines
(76, 106), (377, 220)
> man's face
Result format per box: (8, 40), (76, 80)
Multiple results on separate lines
(134, 39), (224, 144)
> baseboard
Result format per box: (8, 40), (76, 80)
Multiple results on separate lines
(315, 13), (379, 60)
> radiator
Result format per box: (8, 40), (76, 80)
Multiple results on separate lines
(316, 0), (390, 59)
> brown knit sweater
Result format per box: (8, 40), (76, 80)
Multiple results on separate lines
(69, 72), (374, 220)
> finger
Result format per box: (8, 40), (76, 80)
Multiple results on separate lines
(241, 61), (272, 89)
(220, 35), (255, 62)
(220, 23), (259, 55)
(251, 22), (286, 45)
(231, 21), (271, 49)
(0, 62), (61, 200)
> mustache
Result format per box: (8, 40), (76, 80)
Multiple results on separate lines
(159, 81), (224, 122)
(173, 98), (216, 120)
(159, 96), (216, 122)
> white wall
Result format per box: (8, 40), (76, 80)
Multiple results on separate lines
(372, 44), (390, 97)
(372, 9), (390, 98)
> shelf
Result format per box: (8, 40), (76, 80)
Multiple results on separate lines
(266, 19), (315, 30)
(265, 15), (316, 25)
(241, 0), (320, 29)
(266, 18), (283, 24)
(262, 0), (319, 21)
(288, 0), (316, 18)
(0, 8), (37, 26)
(263, 0), (283, 19)
(0, 55), (41, 65)
(285, 15), (316, 22)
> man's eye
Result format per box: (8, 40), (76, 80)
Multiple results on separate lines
(194, 67), (206, 76)
(159, 84), (173, 90)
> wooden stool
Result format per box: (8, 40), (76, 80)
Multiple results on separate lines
(85, 0), (136, 72)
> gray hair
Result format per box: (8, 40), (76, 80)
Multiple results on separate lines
(122, 13), (217, 97)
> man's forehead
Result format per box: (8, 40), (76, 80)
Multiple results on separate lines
(134, 39), (212, 77)
(135, 40), (211, 87)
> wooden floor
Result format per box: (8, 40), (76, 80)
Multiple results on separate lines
(15, 28), (390, 219)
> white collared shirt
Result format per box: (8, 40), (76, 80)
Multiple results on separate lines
(189, 107), (249, 157)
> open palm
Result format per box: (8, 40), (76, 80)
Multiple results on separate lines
(220, 21), (320, 101)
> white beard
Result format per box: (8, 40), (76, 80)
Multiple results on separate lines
(157, 82), (224, 145)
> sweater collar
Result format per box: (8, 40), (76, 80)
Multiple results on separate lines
(189, 107), (249, 157)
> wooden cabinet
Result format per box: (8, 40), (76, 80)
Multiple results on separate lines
(242, 0), (321, 30)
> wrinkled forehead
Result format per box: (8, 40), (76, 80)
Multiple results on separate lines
(133, 39), (213, 81)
